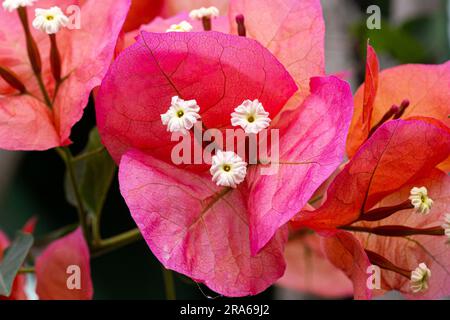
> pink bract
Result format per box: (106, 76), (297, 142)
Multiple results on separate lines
(35, 228), (93, 300)
(0, 0), (130, 150)
(97, 29), (353, 295)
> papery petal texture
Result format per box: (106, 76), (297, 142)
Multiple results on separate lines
(97, 31), (297, 164)
(321, 231), (372, 300)
(119, 149), (287, 297)
(354, 169), (450, 299)
(347, 62), (450, 158)
(0, 0), (130, 150)
(277, 233), (353, 298)
(293, 119), (450, 230)
(229, 0), (325, 107)
(247, 76), (353, 254)
(35, 228), (93, 300)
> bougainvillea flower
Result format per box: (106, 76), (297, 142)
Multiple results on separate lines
(0, 230), (27, 300)
(354, 170), (450, 299)
(35, 227), (93, 300)
(0, 0), (130, 150)
(97, 29), (353, 295)
(277, 232), (353, 298)
(346, 44), (450, 169)
(123, 0), (325, 103)
(292, 119), (450, 299)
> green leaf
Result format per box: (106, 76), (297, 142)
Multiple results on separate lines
(65, 127), (116, 218)
(0, 232), (33, 297)
(352, 19), (430, 64)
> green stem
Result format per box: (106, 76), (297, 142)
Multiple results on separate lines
(91, 228), (142, 258)
(97, 228), (142, 248)
(162, 268), (176, 300)
(57, 147), (90, 243)
(19, 267), (35, 274)
(72, 146), (105, 162)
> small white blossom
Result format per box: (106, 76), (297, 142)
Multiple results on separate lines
(410, 263), (431, 293)
(166, 21), (193, 33)
(210, 150), (247, 188)
(32, 7), (69, 34)
(442, 214), (450, 240)
(161, 96), (201, 135)
(189, 6), (219, 20)
(231, 99), (271, 134)
(2, 0), (35, 12)
(409, 187), (433, 215)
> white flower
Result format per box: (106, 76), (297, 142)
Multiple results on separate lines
(210, 150), (247, 188)
(166, 21), (193, 33)
(161, 96), (201, 135)
(32, 6), (69, 34)
(231, 99), (271, 134)
(189, 6), (219, 20)
(2, 0), (35, 12)
(409, 187), (433, 215)
(442, 214), (450, 239)
(410, 263), (431, 293)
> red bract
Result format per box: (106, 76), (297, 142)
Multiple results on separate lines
(354, 170), (450, 299)
(35, 228), (93, 300)
(347, 45), (450, 170)
(0, 0), (130, 150)
(321, 231), (372, 300)
(123, 0), (164, 32)
(292, 119), (450, 299)
(98, 27), (353, 295)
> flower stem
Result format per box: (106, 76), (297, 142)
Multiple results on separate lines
(17, 7), (52, 108)
(341, 225), (444, 237)
(97, 228), (142, 249)
(18, 267), (35, 274)
(162, 268), (176, 300)
(57, 147), (90, 243)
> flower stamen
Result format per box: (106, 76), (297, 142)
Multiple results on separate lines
(409, 187), (433, 215)
(231, 99), (271, 134)
(2, 0), (36, 12)
(189, 7), (219, 31)
(161, 96), (201, 135)
(32, 6), (69, 34)
(410, 263), (431, 293)
(235, 14), (246, 37)
(210, 150), (247, 188)
(166, 21), (193, 33)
